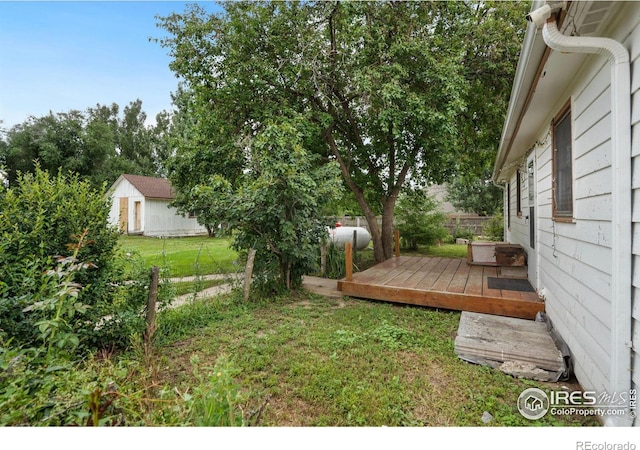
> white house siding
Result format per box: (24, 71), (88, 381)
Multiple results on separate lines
(144, 199), (207, 237)
(505, 44), (625, 396)
(627, 4), (640, 416)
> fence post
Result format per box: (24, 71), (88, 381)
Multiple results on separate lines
(145, 266), (160, 345)
(320, 244), (327, 277)
(345, 241), (353, 282)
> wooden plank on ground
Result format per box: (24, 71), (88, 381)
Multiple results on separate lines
(455, 312), (564, 372)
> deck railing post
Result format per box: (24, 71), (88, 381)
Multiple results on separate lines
(345, 241), (353, 281)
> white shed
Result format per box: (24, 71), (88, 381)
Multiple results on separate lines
(107, 174), (207, 237)
(493, 1), (639, 426)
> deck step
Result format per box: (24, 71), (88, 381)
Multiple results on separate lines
(455, 311), (565, 381)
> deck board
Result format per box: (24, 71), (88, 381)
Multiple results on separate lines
(338, 256), (544, 320)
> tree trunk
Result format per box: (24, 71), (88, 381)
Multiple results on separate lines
(381, 196), (398, 260)
(350, 187), (385, 263)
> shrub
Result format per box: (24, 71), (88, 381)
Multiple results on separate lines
(395, 190), (449, 250)
(482, 213), (505, 241)
(0, 167), (150, 351)
(452, 225), (476, 242)
(224, 121), (341, 293)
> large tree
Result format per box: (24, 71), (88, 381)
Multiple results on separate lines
(157, 1), (527, 262)
(1, 100), (172, 188)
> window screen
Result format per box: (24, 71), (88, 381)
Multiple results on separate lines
(553, 108), (573, 218)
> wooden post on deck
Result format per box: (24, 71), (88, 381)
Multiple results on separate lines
(394, 229), (400, 257)
(345, 241), (353, 282)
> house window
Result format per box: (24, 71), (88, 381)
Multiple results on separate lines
(506, 183), (511, 229)
(188, 211), (197, 219)
(553, 104), (573, 220)
(516, 170), (522, 216)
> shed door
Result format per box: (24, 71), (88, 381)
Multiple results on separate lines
(134, 201), (142, 231)
(119, 197), (128, 233)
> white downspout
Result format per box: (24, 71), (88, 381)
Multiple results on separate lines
(542, 20), (632, 426)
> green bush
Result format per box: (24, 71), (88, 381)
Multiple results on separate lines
(395, 190), (449, 250)
(0, 167), (151, 351)
(482, 213), (504, 241)
(452, 225), (476, 242)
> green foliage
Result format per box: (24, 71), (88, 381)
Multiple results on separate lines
(452, 223), (476, 242)
(1, 100), (170, 188)
(446, 169), (504, 216)
(191, 120), (342, 293)
(0, 342), (128, 426)
(0, 167), (153, 351)
(324, 242), (346, 280)
(186, 354), (244, 426)
(22, 230), (93, 355)
(156, 1), (528, 262)
(231, 121), (341, 292)
(395, 190), (449, 250)
(482, 212), (505, 241)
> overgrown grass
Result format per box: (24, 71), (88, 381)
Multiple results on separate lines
(3, 288), (601, 426)
(119, 235), (239, 277)
(152, 290), (599, 427)
(410, 243), (469, 259)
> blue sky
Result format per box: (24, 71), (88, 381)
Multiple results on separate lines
(0, 1), (221, 130)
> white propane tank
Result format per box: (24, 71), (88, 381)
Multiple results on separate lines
(327, 226), (370, 250)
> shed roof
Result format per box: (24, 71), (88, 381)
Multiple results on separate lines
(120, 174), (175, 200)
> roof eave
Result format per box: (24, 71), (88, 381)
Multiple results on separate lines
(493, 1), (548, 184)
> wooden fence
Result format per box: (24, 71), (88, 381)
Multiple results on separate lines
(328, 215), (493, 236)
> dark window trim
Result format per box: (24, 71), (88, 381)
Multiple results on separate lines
(552, 100), (574, 222)
(516, 170), (522, 217)
(507, 183), (511, 229)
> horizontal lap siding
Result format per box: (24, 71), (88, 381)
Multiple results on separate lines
(628, 2), (640, 421)
(508, 49), (615, 397)
(144, 199), (207, 237)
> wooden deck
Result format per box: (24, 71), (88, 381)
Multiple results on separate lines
(337, 256), (544, 320)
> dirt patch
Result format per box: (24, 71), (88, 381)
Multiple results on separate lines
(265, 394), (325, 426)
(398, 351), (460, 425)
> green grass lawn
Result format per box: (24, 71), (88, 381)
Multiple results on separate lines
(118, 235), (239, 277)
(151, 290), (599, 426)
